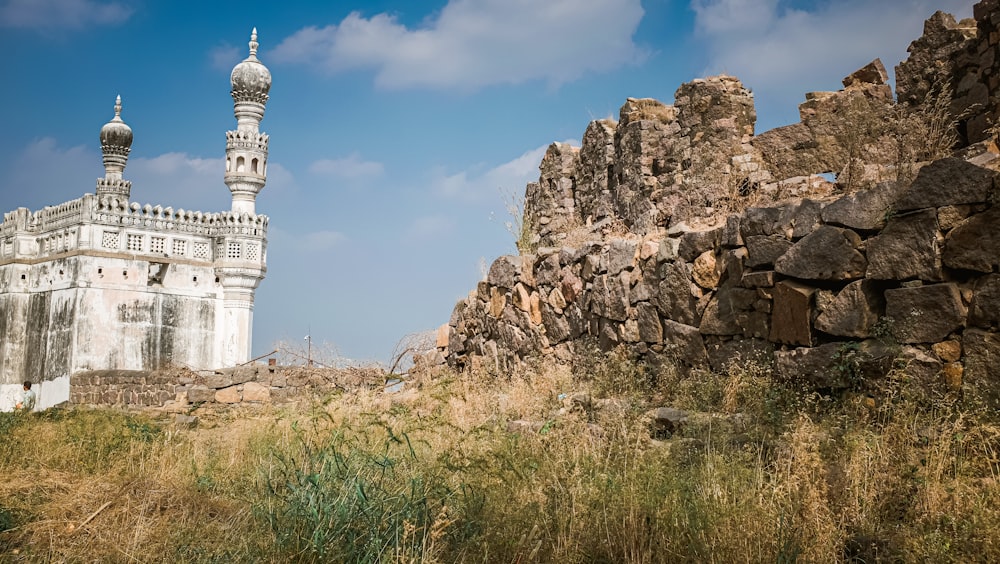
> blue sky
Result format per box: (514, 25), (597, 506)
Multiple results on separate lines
(0, 0), (976, 363)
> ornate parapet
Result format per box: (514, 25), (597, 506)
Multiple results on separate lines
(226, 130), (269, 152)
(0, 194), (268, 263)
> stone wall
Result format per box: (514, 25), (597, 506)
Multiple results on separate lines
(70, 365), (384, 409)
(444, 2), (1000, 400)
(446, 154), (1000, 396)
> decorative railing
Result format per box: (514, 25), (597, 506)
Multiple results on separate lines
(0, 195), (268, 261)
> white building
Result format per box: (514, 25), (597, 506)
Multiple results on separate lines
(0, 30), (272, 410)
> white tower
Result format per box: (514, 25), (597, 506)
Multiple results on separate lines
(96, 95), (133, 200)
(216, 28), (271, 366)
(225, 27), (271, 214)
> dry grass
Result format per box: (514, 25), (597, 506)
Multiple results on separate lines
(2, 355), (1000, 562)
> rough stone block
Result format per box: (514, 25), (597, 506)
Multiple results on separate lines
(692, 250), (723, 289)
(774, 342), (849, 388)
(590, 274), (629, 321)
(487, 255), (522, 290)
(242, 381), (270, 402)
(741, 270), (775, 288)
(815, 280), (884, 338)
(932, 340), (962, 363)
(663, 320), (708, 367)
(769, 280), (816, 346)
(700, 293), (742, 336)
(233, 365), (258, 384)
(885, 283), (967, 343)
(655, 260), (703, 326)
(678, 227), (722, 261)
(215, 386), (241, 404)
(636, 302), (663, 343)
(187, 385), (214, 403)
(866, 209), (943, 281)
(203, 374), (233, 390)
(970, 274), (1000, 329)
(745, 235), (793, 268)
(534, 253), (562, 287)
(943, 206), (1000, 272)
(895, 157), (999, 212)
(775, 226), (867, 281)
(963, 329), (1000, 400)
(606, 239), (638, 274)
(705, 337), (773, 374)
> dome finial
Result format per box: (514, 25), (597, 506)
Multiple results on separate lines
(249, 27), (258, 58)
(114, 94), (122, 119)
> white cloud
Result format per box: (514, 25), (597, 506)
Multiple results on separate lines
(0, 138), (101, 210)
(301, 230), (347, 252)
(0, 0), (131, 29)
(432, 140), (577, 202)
(405, 215), (455, 243)
(271, 0), (647, 90)
(209, 43), (241, 71)
(691, 0), (977, 124)
(308, 153), (385, 179)
(129, 153), (295, 212)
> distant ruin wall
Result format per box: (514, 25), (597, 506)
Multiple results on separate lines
(444, 2), (1000, 401)
(69, 365), (384, 409)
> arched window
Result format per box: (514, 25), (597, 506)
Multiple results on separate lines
(236, 156), (245, 172)
(251, 158), (259, 174)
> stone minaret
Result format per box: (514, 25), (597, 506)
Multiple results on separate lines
(96, 95), (133, 200)
(217, 28), (271, 366)
(225, 28), (271, 215)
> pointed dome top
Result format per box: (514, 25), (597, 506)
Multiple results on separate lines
(99, 95), (133, 151)
(231, 27), (271, 106)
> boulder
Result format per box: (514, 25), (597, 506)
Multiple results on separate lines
(885, 283), (967, 343)
(866, 209), (943, 281)
(775, 226), (867, 281)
